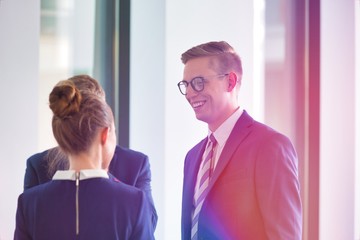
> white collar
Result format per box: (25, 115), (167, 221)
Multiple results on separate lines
(53, 169), (109, 181)
(211, 107), (243, 147)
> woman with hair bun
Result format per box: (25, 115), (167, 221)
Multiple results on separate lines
(14, 79), (154, 240)
(23, 75), (158, 230)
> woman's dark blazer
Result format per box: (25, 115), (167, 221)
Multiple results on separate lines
(15, 173), (154, 240)
(23, 145), (158, 229)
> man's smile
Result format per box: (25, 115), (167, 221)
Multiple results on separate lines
(191, 100), (206, 109)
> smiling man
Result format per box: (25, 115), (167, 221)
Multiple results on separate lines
(178, 41), (302, 240)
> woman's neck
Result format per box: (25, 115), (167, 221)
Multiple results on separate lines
(68, 151), (102, 171)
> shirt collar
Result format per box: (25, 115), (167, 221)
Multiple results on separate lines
(53, 169), (109, 181)
(210, 107), (243, 148)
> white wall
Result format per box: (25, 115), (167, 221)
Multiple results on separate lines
(0, 0), (40, 239)
(130, 0), (166, 239)
(130, 0), (263, 239)
(320, 0), (357, 239)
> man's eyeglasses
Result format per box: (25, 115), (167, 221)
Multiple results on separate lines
(177, 74), (229, 95)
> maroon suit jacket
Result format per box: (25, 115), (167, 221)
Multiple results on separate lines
(181, 110), (302, 239)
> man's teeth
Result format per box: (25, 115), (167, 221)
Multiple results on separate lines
(192, 101), (204, 108)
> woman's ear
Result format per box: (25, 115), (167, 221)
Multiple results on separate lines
(227, 72), (238, 92)
(100, 127), (110, 145)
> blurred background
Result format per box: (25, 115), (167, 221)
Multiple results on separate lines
(0, 0), (359, 239)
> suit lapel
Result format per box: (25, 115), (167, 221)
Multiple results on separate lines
(208, 111), (254, 190)
(182, 137), (208, 238)
(185, 138), (207, 204)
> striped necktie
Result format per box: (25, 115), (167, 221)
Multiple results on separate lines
(191, 134), (217, 240)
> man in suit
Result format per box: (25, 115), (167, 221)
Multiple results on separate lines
(23, 75), (157, 230)
(177, 41), (302, 239)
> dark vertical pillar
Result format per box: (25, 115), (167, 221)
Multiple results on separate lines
(117, 0), (130, 147)
(93, 0), (130, 147)
(93, 0), (116, 111)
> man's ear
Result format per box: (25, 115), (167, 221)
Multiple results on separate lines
(227, 72), (238, 92)
(100, 127), (109, 145)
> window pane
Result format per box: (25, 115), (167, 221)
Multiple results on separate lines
(39, 0), (95, 149)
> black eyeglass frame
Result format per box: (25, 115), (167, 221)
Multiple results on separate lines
(177, 73), (229, 95)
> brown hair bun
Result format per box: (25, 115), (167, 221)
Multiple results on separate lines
(49, 81), (82, 119)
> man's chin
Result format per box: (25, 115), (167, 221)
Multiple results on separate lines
(194, 113), (207, 123)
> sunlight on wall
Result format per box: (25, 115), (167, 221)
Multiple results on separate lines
(320, 1), (357, 239)
(355, 1), (360, 239)
(252, 0), (265, 121)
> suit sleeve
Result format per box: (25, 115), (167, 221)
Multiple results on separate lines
(255, 133), (302, 240)
(130, 190), (155, 240)
(135, 155), (158, 231)
(134, 155), (152, 193)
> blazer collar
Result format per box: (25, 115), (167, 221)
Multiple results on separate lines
(208, 110), (254, 189)
(53, 169), (109, 181)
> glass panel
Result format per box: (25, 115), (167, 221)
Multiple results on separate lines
(39, 0), (96, 150)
